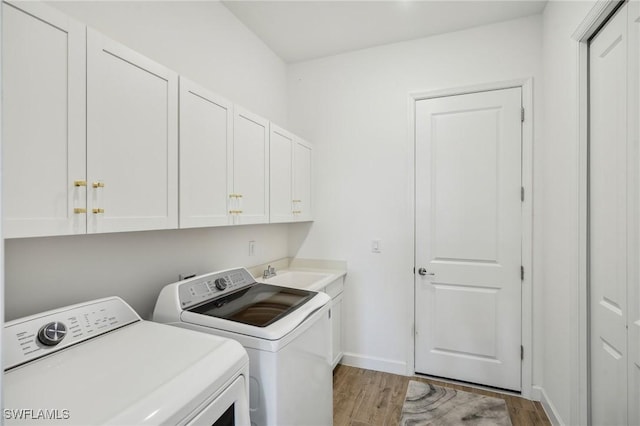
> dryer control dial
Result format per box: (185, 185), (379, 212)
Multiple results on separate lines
(214, 277), (229, 291)
(37, 321), (67, 346)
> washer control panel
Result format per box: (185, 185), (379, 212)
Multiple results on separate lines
(3, 297), (140, 370)
(178, 268), (256, 309)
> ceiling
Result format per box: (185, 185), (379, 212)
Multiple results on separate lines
(222, 0), (548, 64)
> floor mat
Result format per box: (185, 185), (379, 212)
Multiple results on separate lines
(400, 380), (512, 426)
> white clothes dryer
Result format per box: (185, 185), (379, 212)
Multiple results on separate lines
(153, 267), (332, 426)
(3, 297), (250, 425)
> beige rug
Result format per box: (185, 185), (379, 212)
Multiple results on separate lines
(400, 380), (512, 426)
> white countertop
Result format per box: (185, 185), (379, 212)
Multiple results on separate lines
(257, 267), (346, 292)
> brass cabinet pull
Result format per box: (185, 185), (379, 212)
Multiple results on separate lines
(74, 208), (87, 214)
(92, 208), (105, 214)
(292, 210), (302, 214)
(229, 194), (243, 198)
(292, 199), (302, 203)
(74, 180), (87, 187)
(92, 182), (105, 188)
(228, 210), (243, 214)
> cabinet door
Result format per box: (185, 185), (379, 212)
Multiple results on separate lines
(179, 78), (233, 228)
(87, 29), (178, 233)
(331, 292), (344, 368)
(2, 2), (86, 238)
(269, 125), (294, 223)
(232, 107), (269, 224)
(293, 139), (313, 221)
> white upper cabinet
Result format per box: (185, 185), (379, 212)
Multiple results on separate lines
(293, 138), (313, 221)
(86, 29), (178, 234)
(269, 125), (313, 223)
(2, 1), (86, 238)
(232, 107), (270, 225)
(269, 126), (294, 223)
(178, 77), (233, 228)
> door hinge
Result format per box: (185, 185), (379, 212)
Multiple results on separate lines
(521, 345), (524, 360)
(521, 107), (525, 122)
(521, 186), (524, 202)
(521, 265), (524, 281)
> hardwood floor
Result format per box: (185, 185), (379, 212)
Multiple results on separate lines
(333, 365), (551, 426)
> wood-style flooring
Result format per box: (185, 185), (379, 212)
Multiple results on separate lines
(333, 364), (551, 426)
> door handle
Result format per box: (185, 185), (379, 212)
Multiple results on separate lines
(418, 268), (435, 277)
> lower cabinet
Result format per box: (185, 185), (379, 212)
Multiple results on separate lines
(330, 292), (344, 368)
(322, 277), (345, 368)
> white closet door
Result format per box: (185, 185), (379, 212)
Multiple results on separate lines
(2, 2), (86, 238)
(87, 29), (178, 234)
(589, 4), (629, 425)
(232, 107), (269, 225)
(628, 1), (640, 424)
(179, 77), (233, 228)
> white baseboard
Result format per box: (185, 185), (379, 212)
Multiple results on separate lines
(533, 386), (565, 426)
(340, 352), (407, 375)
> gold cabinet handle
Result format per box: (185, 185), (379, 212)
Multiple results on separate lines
(229, 194), (243, 198)
(92, 208), (105, 214)
(74, 180), (87, 187)
(74, 208), (87, 214)
(292, 199), (302, 203)
(292, 210), (302, 214)
(228, 210), (243, 214)
(92, 182), (105, 188)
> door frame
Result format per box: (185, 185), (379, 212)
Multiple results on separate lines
(573, 1), (626, 425)
(407, 78), (534, 398)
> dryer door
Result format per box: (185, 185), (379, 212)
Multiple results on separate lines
(183, 375), (249, 426)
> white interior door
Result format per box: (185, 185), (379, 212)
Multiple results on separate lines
(589, 4), (629, 425)
(415, 87), (522, 391)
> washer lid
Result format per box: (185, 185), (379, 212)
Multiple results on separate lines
(4, 321), (247, 425)
(181, 290), (331, 341)
(187, 283), (316, 327)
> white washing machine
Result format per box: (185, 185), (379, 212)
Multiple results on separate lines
(3, 297), (250, 425)
(153, 267), (333, 426)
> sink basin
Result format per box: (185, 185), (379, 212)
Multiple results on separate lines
(262, 271), (331, 288)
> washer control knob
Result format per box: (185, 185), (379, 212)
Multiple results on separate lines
(214, 277), (228, 291)
(37, 322), (67, 346)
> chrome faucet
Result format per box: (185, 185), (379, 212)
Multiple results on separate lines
(263, 265), (276, 279)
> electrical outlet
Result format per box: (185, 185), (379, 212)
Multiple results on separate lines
(249, 240), (256, 256)
(371, 239), (381, 253)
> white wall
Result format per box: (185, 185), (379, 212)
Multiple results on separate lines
(5, 225), (289, 320)
(540, 1), (597, 424)
(50, 1), (288, 125)
(4, 1), (289, 321)
(287, 16), (543, 375)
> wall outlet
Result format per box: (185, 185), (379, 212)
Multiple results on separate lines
(249, 240), (256, 256)
(371, 239), (381, 253)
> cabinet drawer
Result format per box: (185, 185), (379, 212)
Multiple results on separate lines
(323, 277), (344, 299)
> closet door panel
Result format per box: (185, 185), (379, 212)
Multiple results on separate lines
(589, 5), (629, 425)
